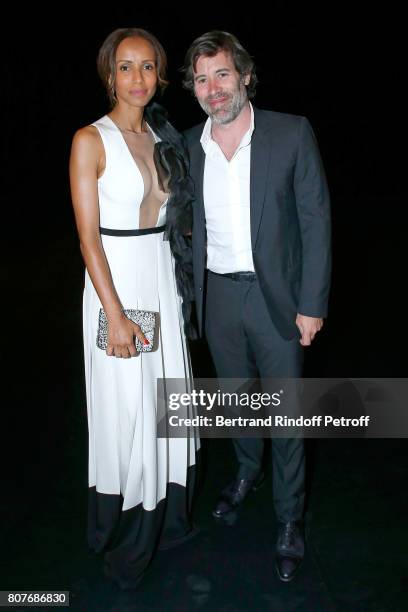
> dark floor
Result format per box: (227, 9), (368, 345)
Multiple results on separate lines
(2, 234), (407, 611)
(2, 436), (408, 611)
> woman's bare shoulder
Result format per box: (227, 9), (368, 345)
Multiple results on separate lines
(72, 124), (102, 146)
(71, 124), (105, 163)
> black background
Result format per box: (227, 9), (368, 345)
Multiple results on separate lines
(5, 5), (403, 372)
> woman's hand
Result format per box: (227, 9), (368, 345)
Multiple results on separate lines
(106, 313), (149, 358)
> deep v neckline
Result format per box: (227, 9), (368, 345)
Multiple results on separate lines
(106, 115), (155, 193)
(105, 115), (169, 223)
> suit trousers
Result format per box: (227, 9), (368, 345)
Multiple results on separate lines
(204, 270), (305, 522)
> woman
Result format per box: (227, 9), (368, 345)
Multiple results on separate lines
(70, 28), (199, 590)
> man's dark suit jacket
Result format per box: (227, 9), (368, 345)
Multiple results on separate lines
(184, 106), (331, 340)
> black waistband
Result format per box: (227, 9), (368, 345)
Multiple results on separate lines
(100, 225), (166, 236)
(209, 270), (257, 282)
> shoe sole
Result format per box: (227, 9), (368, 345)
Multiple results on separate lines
(275, 559), (302, 583)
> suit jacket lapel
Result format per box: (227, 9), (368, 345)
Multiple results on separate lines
(250, 108), (272, 247)
(189, 109), (271, 248)
(189, 139), (206, 229)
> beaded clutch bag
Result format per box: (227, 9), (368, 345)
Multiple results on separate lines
(96, 308), (156, 353)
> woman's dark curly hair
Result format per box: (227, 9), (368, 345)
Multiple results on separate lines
(182, 31), (257, 98)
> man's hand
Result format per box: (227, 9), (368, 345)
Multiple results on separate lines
(295, 314), (324, 346)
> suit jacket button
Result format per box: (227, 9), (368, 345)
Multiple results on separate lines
(199, 286), (203, 291)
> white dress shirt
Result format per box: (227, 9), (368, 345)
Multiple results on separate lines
(201, 102), (255, 273)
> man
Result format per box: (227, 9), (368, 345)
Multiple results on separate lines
(182, 31), (331, 582)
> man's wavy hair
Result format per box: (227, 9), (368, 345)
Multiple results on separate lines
(182, 31), (257, 98)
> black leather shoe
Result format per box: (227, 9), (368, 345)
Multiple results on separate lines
(275, 520), (305, 582)
(212, 472), (265, 518)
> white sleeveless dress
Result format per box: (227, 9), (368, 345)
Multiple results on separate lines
(82, 115), (199, 589)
